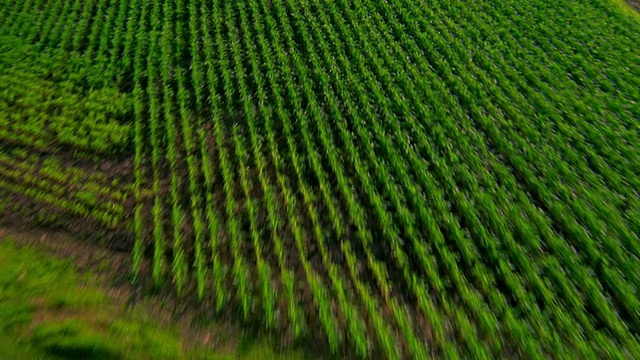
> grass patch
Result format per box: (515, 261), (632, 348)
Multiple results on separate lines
(0, 237), (308, 359)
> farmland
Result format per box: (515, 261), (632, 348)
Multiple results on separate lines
(1, 0), (640, 358)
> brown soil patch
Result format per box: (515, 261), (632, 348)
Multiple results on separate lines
(627, 0), (640, 11)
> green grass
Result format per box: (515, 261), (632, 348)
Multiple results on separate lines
(0, 238), (306, 360)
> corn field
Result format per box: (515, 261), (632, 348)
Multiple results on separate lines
(1, 0), (640, 358)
